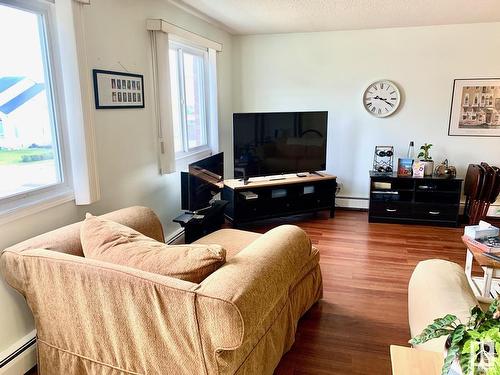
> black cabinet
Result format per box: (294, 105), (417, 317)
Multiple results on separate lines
(369, 172), (462, 227)
(223, 174), (337, 226)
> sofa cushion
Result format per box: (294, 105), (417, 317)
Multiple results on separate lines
(193, 228), (261, 259)
(81, 214), (225, 283)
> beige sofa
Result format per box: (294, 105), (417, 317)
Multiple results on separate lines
(408, 259), (481, 353)
(0, 206), (322, 375)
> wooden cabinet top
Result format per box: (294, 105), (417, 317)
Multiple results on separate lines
(224, 173), (336, 190)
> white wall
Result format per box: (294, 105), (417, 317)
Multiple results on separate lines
(0, 0), (232, 357)
(231, 23), (500, 204)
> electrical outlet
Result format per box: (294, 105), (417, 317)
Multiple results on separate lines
(336, 182), (342, 195)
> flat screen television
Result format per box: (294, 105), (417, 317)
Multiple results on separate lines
(181, 152), (224, 212)
(233, 111), (328, 178)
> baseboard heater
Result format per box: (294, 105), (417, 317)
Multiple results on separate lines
(0, 332), (36, 369)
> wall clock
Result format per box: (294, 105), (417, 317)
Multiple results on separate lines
(363, 80), (401, 117)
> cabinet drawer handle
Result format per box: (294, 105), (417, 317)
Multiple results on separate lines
(386, 208), (397, 212)
(429, 211), (441, 215)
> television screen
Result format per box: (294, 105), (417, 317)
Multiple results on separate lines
(182, 152), (224, 211)
(233, 111), (328, 178)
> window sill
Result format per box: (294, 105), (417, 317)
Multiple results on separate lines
(0, 189), (75, 226)
(175, 147), (212, 171)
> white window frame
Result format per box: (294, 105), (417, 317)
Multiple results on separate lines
(0, 0), (74, 222)
(169, 40), (212, 163)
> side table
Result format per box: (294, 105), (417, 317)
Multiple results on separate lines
(390, 345), (443, 375)
(463, 235), (500, 299)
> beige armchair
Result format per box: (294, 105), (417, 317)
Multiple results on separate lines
(1, 206), (322, 374)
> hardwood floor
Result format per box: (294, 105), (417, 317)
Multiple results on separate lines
(242, 210), (468, 375)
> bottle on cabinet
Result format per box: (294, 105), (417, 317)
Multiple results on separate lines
(407, 141), (415, 160)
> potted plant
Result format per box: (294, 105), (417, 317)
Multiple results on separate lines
(410, 299), (500, 375)
(418, 143), (434, 176)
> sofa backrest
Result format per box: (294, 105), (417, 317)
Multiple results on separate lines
(3, 206), (165, 257)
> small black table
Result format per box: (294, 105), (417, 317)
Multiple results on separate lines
(173, 200), (228, 243)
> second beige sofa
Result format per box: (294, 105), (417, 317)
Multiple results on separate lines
(408, 259), (481, 353)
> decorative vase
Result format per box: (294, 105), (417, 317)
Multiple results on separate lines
(449, 359), (463, 375)
(422, 160), (434, 176)
(434, 159), (457, 178)
(444, 346), (463, 375)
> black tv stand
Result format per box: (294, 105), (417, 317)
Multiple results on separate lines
(223, 174), (337, 227)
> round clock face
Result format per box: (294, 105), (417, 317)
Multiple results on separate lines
(363, 80), (401, 117)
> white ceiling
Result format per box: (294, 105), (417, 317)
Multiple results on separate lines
(169, 0), (500, 35)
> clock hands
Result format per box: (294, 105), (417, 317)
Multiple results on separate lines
(373, 95), (394, 107)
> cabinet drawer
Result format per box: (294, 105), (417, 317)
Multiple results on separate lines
(370, 202), (412, 218)
(412, 205), (458, 221)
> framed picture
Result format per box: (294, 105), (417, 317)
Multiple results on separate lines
(92, 69), (145, 109)
(397, 158), (413, 177)
(448, 78), (500, 137)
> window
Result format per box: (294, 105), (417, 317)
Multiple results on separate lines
(0, 0), (71, 214)
(169, 42), (209, 157)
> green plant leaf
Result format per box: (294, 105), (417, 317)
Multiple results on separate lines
(451, 325), (466, 345)
(488, 357), (500, 375)
(469, 306), (485, 326)
(441, 326), (466, 375)
(487, 298), (500, 316)
(467, 330), (481, 340)
(417, 152), (424, 158)
(409, 314), (458, 345)
(459, 351), (472, 375)
(410, 329), (453, 345)
(478, 319), (500, 333)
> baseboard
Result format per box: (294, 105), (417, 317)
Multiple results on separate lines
(336, 196), (369, 210)
(165, 227), (184, 244)
(488, 203), (500, 218)
(0, 331), (37, 375)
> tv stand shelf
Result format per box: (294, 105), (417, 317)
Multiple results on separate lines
(223, 173), (337, 227)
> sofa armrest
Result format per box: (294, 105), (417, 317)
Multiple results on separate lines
(195, 225), (315, 350)
(408, 259), (479, 353)
(0, 249), (207, 374)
